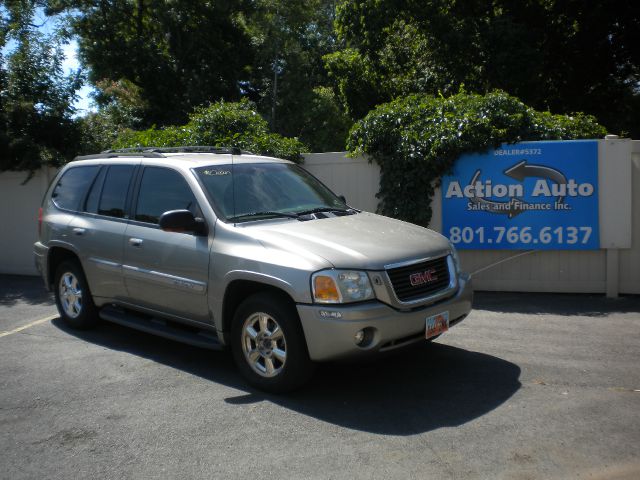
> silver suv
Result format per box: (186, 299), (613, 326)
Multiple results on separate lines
(34, 147), (473, 392)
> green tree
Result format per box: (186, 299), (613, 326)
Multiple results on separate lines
(241, 0), (351, 150)
(56, 0), (254, 127)
(76, 78), (147, 154)
(0, 2), (81, 172)
(113, 99), (307, 163)
(60, 0), (350, 151)
(349, 90), (606, 226)
(326, 0), (640, 137)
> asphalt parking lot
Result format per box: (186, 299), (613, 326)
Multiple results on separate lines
(1, 275), (639, 480)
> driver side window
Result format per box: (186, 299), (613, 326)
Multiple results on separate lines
(134, 167), (200, 224)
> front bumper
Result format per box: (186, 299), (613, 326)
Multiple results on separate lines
(297, 274), (473, 361)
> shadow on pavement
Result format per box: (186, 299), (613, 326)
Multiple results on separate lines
(474, 291), (640, 317)
(0, 274), (53, 307)
(52, 317), (521, 435)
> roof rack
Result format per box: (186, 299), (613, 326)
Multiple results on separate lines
(74, 145), (252, 162)
(102, 146), (247, 155)
(74, 151), (165, 160)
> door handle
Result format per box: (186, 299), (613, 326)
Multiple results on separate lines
(72, 227), (86, 236)
(129, 238), (144, 247)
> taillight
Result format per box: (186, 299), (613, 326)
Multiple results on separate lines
(38, 207), (43, 237)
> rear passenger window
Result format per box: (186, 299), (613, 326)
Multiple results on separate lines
(51, 166), (100, 211)
(83, 167), (106, 213)
(134, 167), (198, 224)
(98, 165), (135, 218)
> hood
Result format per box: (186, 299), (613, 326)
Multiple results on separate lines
(241, 212), (452, 270)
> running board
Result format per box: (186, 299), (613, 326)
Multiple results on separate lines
(99, 305), (223, 350)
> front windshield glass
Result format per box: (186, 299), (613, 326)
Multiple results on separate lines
(194, 163), (349, 222)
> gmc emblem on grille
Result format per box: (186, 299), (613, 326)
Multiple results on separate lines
(409, 269), (438, 286)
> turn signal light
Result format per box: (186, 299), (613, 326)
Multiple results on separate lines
(313, 275), (341, 302)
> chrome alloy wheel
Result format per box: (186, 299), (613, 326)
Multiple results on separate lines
(59, 272), (83, 318)
(241, 312), (287, 378)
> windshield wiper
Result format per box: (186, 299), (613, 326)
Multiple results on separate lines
(295, 207), (353, 216)
(228, 211), (300, 222)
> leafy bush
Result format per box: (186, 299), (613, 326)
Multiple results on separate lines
(348, 90), (607, 226)
(113, 99), (307, 163)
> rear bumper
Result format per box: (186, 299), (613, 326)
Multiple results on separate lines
(33, 242), (49, 290)
(297, 274), (473, 361)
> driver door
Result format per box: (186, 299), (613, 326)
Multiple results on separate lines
(122, 166), (211, 323)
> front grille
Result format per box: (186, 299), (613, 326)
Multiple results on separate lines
(387, 256), (451, 302)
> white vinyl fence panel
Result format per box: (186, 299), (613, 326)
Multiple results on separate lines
(0, 168), (55, 275)
(1, 141), (638, 296)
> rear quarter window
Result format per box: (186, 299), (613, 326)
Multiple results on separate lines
(51, 166), (100, 211)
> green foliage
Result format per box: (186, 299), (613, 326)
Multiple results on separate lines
(240, 0), (347, 149)
(113, 100), (307, 163)
(348, 91), (606, 226)
(296, 87), (351, 152)
(60, 0), (349, 150)
(61, 0), (253, 127)
(76, 79), (147, 154)
(323, 48), (382, 120)
(328, 0), (640, 137)
(0, 4), (81, 172)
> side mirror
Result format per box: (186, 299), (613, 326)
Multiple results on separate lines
(159, 210), (207, 235)
(338, 195), (347, 204)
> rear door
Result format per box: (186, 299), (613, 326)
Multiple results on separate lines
(122, 166), (211, 323)
(69, 164), (137, 301)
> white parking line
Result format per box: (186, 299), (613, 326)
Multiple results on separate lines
(0, 314), (58, 338)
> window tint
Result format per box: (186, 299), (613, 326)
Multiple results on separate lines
(51, 166), (100, 211)
(98, 165), (135, 218)
(83, 167), (106, 213)
(134, 167), (198, 224)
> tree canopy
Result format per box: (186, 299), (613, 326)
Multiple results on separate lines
(326, 0), (640, 137)
(113, 100), (306, 163)
(1, 0), (638, 174)
(55, 0), (349, 151)
(0, 1), (81, 171)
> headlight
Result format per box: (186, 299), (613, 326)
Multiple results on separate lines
(449, 242), (461, 273)
(312, 270), (374, 304)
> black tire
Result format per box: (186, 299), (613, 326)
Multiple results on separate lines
(231, 292), (315, 393)
(54, 260), (99, 329)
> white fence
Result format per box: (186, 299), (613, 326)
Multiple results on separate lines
(1, 140), (638, 296)
(0, 168), (56, 276)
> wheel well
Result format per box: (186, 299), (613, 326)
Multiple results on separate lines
(222, 280), (295, 333)
(47, 247), (80, 287)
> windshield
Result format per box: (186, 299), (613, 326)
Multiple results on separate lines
(194, 163), (349, 222)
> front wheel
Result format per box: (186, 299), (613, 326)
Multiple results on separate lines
(231, 293), (314, 393)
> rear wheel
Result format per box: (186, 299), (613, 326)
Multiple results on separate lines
(231, 293), (314, 393)
(54, 260), (99, 329)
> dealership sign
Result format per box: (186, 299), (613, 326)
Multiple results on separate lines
(441, 140), (599, 249)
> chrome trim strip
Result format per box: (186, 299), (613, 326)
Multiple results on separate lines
(384, 252), (449, 271)
(122, 264), (206, 293)
(88, 257), (121, 273)
(384, 255), (457, 307)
